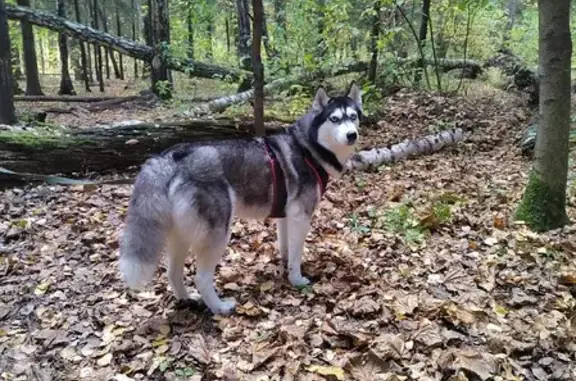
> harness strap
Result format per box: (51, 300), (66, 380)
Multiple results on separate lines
(263, 140), (288, 218)
(300, 146), (330, 196)
(262, 138), (330, 219)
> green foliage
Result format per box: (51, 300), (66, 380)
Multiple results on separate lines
(6, 0), (574, 101)
(479, 67), (510, 90)
(154, 79), (172, 99)
(347, 197), (455, 247)
(174, 367), (196, 377)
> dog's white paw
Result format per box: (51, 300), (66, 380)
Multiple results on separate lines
(289, 274), (311, 287)
(213, 298), (236, 316)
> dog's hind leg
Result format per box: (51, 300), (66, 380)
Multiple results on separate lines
(170, 181), (235, 315)
(195, 235), (235, 315)
(276, 218), (289, 271)
(166, 232), (191, 300)
(286, 212), (312, 287)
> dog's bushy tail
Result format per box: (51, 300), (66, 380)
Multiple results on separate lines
(118, 159), (173, 289)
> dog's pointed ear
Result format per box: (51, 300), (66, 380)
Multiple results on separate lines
(346, 81), (362, 111)
(312, 86), (329, 113)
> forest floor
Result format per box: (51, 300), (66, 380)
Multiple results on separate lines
(1, 77), (576, 381)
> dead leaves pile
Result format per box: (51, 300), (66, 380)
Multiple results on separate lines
(1, 90), (575, 380)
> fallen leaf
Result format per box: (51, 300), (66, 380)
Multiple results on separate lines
(392, 294), (419, 316)
(236, 301), (263, 316)
(307, 364), (345, 380)
(260, 280), (274, 292)
(34, 281), (51, 296)
(97, 353), (113, 367)
(159, 324), (171, 336)
(558, 273), (576, 286)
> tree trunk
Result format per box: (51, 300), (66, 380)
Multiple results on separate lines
(503, 0), (524, 46)
(347, 129), (464, 171)
(115, 4), (124, 80)
(515, 0), (572, 232)
(414, 0), (430, 86)
(97, 6), (120, 79)
(261, 7), (277, 60)
(435, 10), (449, 59)
(235, 0), (252, 91)
(16, 0), (43, 95)
(225, 16), (231, 53)
(205, 7), (213, 62)
(316, 0), (326, 60)
(38, 35), (46, 75)
(187, 4), (194, 62)
(368, 0), (381, 83)
(273, 0), (286, 56)
(251, 0), (265, 137)
(11, 45), (23, 80)
(131, 0), (138, 78)
(0, 119), (274, 174)
(0, 0), (17, 125)
(392, 5), (407, 58)
(0, 124), (464, 178)
(235, 0), (251, 69)
(109, 47), (121, 79)
(85, 37), (95, 85)
(89, 0), (104, 92)
(72, 0), (90, 92)
(105, 45), (111, 79)
(56, 0), (76, 95)
(147, 0), (172, 98)
(5, 5), (253, 83)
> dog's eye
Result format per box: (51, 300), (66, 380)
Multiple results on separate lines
(349, 114), (357, 121)
(329, 116), (340, 123)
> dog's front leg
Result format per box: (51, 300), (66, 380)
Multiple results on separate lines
(286, 213), (311, 287)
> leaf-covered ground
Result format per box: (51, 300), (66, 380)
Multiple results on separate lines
(1, 87), (576, 381)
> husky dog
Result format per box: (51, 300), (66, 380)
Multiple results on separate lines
(118, 82), (362, 315)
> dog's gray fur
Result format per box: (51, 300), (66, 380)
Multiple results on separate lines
(118, 83), (362, 315)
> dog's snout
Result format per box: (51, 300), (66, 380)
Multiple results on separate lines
(346, 131), (358, 144)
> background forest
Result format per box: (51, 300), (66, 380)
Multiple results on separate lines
(4, 0), (571, 104)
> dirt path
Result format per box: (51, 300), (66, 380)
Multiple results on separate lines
(1, 90), (575, 381)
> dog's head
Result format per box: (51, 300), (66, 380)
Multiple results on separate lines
(310, 82), (362, 160)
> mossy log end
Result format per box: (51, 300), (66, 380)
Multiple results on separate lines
(515, 170), (570, 232)
(0, 119), (278, 174)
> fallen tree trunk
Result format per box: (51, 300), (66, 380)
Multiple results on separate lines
(485, 48), (538, 105)
(0, 119), (279, 174)
(397, 57), (483, 78)
(346, 129), (465, 171)
(188, 62), (370, 116)
(0, 119), (464, 177)
(6, 5), (252, 83)
(14, 95), (136, 102)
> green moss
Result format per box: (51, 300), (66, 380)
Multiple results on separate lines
(515, 170), (570, 232)
(0, 131), (89, 149)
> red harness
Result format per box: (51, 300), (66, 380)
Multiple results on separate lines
(263, 140), (329, 219)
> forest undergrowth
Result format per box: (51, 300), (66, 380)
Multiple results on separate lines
(1, 79), (576, 381)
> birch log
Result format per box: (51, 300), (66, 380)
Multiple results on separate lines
(346, 129), (466, 171)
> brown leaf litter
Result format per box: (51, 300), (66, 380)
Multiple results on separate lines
(1, 89), (575, 380)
